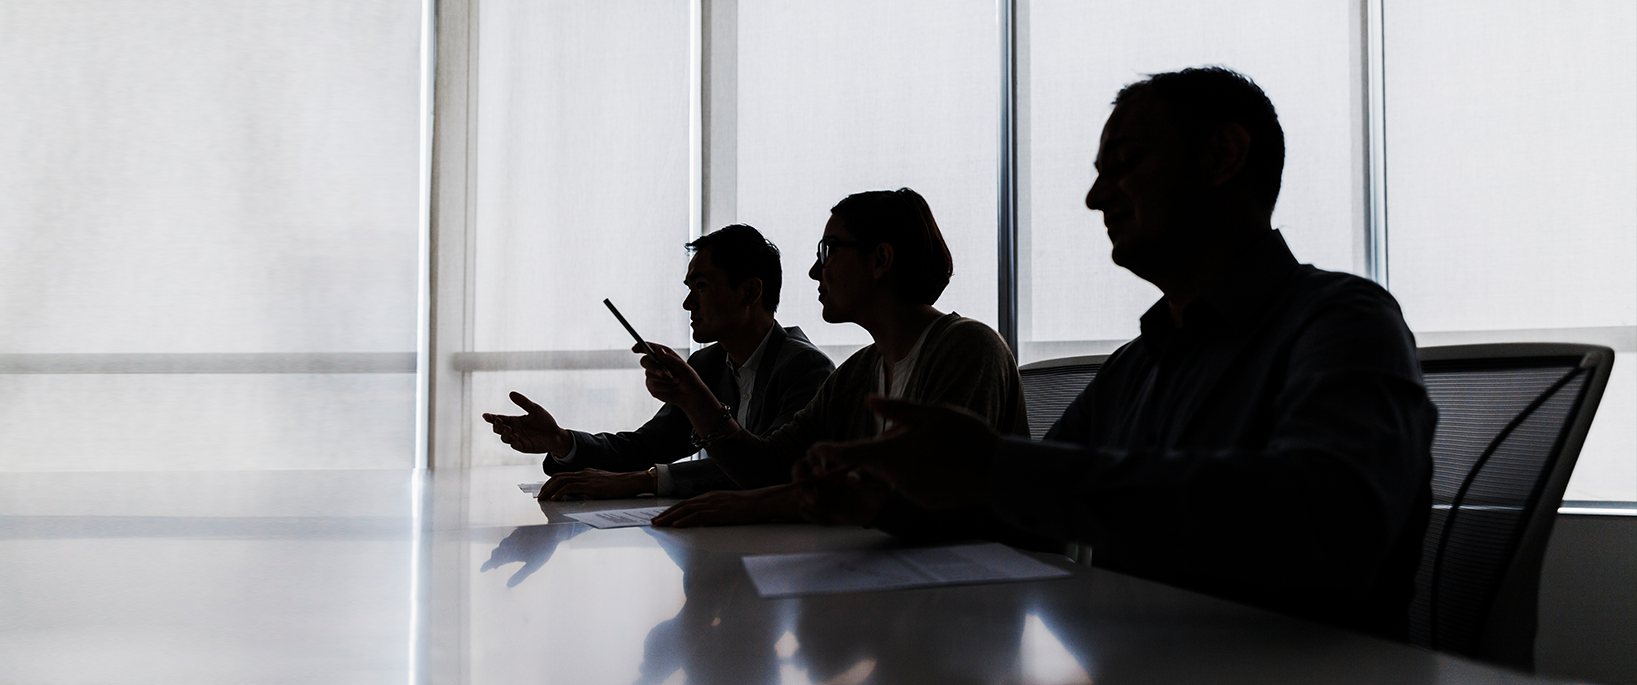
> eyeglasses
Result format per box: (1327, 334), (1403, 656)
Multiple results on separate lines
(816, 238), (868, 266)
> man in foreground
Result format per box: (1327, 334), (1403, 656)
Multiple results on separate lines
(483, 225), (833, 500)
(804, 67), (1436, 640)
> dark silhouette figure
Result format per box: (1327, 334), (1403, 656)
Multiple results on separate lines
(633, 189), (1037, 549)
(805, 67), (1436, 640)
(482, 225), (834, 502)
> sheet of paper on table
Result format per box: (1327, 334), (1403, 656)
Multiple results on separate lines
(561, 506), (672, 529)
(741, 541), (1072, 598)
(518, 482), (544, 498)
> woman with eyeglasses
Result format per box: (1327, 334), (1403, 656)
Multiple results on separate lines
(634, 187), (1042, 543)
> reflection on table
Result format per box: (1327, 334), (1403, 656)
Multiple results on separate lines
(0, 466), (1560, 684)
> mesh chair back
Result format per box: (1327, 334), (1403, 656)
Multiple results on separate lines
(1018, 355), (1106, 441)
(1409, 343), (1613, 670)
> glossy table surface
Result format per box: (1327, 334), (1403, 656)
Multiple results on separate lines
(0, 466), (1578, 684)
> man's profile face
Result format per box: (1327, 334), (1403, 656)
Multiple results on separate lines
(1085, 96), (1207, 281)
(682, 249), (755, 343)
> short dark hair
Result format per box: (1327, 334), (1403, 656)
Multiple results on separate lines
(686, 224), (783, 313)
(829, 188), (953, 305)
(1114, 66), (1285, 213)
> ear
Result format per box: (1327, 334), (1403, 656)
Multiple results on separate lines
(871, 243), (895, 281)
(1202, 122), (1251, 187)
(738, 277), (763, 309)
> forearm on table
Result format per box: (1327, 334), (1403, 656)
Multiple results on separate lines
(986, 438), (1405, 585)
(665, 458), (739, 498)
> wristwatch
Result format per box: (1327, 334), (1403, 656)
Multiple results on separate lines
(646, 466), (660, 494)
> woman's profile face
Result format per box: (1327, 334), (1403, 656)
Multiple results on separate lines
(808, 214), (876, 324)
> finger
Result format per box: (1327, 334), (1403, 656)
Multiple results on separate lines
(645, 342), (683, 361)
(651, 501), (699, 527)
(666, 508), (721, 528)
(639, 343), (688, 372)
(643, 369), (680, 387)
(638, 354), (680, 378)
(538, 475), (579, 500)
(510, 391), (546, 416)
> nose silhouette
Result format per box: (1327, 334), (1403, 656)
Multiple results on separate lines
(1085, 172), (1112, 212)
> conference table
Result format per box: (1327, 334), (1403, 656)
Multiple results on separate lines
(0, 465), (1579, 684)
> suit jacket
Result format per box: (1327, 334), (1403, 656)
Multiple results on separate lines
(545, 324), (834, 498)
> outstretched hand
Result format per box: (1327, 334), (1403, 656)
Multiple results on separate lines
(481, 391), (571, 455)
(803, 396), (999, 510)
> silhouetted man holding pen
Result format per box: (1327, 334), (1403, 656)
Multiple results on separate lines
(484, 225), (834, 500)
(803, 68), (1436, 640)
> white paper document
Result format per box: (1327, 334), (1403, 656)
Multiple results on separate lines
(741, 542), (1072, 598)
(561, 506), (671, 529)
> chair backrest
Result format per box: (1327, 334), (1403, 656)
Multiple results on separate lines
(1018, 355), (1107, 441)
(1409, 343), (1614, 671)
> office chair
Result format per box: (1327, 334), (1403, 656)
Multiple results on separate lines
(1018, 355), (1107, 565)
(1017, 354), (1107, 441)
(1409, 343), (1614, 671)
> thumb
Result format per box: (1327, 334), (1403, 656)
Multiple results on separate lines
(510, 391), (545, 416)
(639, 343), (687, 370)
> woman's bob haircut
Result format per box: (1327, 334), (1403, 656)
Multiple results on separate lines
(828, 188), (953, 305)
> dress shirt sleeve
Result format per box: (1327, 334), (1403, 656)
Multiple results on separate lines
(539, 432), (581, 476)
(987, 287), (1436, 599)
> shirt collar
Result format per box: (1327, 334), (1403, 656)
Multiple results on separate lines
(1139, 229), (1301, 350)
(728, 321), (779, 380)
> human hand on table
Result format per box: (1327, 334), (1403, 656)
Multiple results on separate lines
(804, 395), (999, 510)
(537, 468), (655, 501)
(651, 485), (799, 528)
(481, 391), (572, 455)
